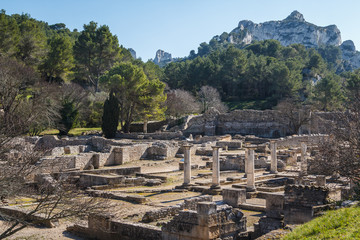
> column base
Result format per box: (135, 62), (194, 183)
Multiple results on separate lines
(246, 186), (256, 192)
(203, 187), (222, 195)
(270, 170), (278, 174)
(210, 184), (221, 189)
(175, 183), (193, 189)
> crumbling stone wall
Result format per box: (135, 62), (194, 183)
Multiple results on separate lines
(69, 214), (162, 240)
(183, 110), (342, 138)
(283, 185), (333, 224)
(220, 155), (244, 171)
(142, 195), (213, 223)
(162, 202), (247, 240)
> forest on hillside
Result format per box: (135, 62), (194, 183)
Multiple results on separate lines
(1, 10), (360, 137)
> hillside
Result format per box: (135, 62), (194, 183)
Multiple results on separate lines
(282, 206), (360, 239)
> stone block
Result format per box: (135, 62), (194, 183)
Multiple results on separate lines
(222, 188), (246, 207)
(64, 146), (71, 154)
(92, 154), (100, 169)
(266, 193), (284, 219)
(197, 202), (217, 215)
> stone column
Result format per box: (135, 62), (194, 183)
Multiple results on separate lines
(246, 148), (256, 192)
(270, 140), (278, 174)
(244, 148), (248, 177)
(211, 146), (221, 189)
(300, 141), (307, 176)
(183, 144), (192, 186)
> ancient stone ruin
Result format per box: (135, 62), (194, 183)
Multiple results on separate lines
(1, 110), (356, 239)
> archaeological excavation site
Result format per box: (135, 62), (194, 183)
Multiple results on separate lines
(1, 109), (358, 240)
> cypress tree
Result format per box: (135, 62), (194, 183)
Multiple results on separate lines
(102, 91), (119, 138)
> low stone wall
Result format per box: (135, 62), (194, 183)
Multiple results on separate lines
(146, 141), (179, 160)
(68, 214), (162, 240)
(0, 206), (56, 228)
(220, 155), (244, 171)
(142, 195), (213, 223)
(283, 185), (333, 224)
(162, 202), (247, 240)
(130, 120), (168, 133)
(183, 110), (341, 138)
(276, 134), (328, 148)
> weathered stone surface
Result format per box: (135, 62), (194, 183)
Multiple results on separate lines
(162, 202), (247, 240)
(223, 188), (246, 207)
(70, 214), (162, 240)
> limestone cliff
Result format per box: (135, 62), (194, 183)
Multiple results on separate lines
(224, 11), (342, 48)
(153, 49), (173, 67)
(212, 10), (360, 71)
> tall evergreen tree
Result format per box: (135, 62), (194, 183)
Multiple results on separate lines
(102, 91), (119, 138)
(73, 21), (122, 91)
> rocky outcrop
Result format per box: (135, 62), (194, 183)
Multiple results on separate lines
(223, 11), (342, 48)
(340, 40), (360, 69)
(128, 48), (136, 59)
(210, 11), (360, 71)
(153, 49), (173, 66)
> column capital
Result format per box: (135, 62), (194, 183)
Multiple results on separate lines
(270, 140), (277, 143)
(183, 144), (193, 149)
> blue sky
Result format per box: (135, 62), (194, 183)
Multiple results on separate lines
(2, 0), (360, 61)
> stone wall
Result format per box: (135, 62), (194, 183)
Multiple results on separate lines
(68, 214), (162, 240)
(162, 202), (247, 240)
(142, 195), (213, 223)
(220, 155), (244, 171)
(283, 185), (333, 224)
(183, 110), (341, 138)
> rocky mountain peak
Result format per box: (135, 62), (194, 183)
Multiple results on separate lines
(285, 10), (305, 22)
(227, 11), (342, 48)
(153, 49), (173, 66)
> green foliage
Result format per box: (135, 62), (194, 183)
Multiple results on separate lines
(346, 70), (360, 101)
(73, 21), (124, 91)
(282, 206), (360, 240)
(58, 99), (79, 135)
(0, 10), (19, 57)
(314, 73), (344, 111)
(163, 39), (347, 110)
(102, 91), (119, 138)
(100, 62), (166, 133)
(40, 35), (74, 83)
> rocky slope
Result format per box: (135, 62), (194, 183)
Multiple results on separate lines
(214, 10), (360, 70)
(153, 10), (360, 70)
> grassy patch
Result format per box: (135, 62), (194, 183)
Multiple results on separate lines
(225, 99), (276, 110)
(282, 206), (360, 240)
(40, 127), (101, 136)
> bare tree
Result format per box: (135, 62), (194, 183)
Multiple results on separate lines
(309, 100), (360, 198)
(275, 98), (312, 135)
(198, 85), (228, 113)
(165, 89), (200, 118)
(0, 57), (109, 238)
